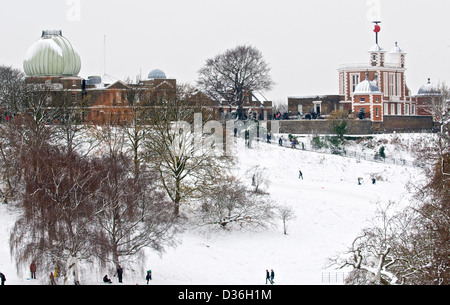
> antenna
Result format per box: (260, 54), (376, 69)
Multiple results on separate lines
(101, 34), (118, 84)
(103, 35), (107, 77)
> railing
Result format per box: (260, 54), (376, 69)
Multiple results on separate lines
(264, 137), (424, 168)
(321, 272), (347, 284)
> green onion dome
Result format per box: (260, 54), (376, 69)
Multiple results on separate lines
(23, 30), (81, 77)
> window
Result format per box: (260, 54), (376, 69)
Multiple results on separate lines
(351, 74), (360, 93)
(391, 104), (396, 115)
(389, 74), (396, 96)
(360, 98), (365, 103)
(405, 104), (410, 115)
(383, 72), (389, 97)
(384, 103), (389, 115)
(411, 105), (416, 115)
(376, 107), (379, 117)
(397, 73), (402, 97)
(397, 104), (402, 115)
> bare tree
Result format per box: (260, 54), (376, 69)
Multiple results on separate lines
(143, 84), (230, 217)
(52, 90), (95, 157)
(119, 82), (148, 179)
(247, 165), (270, 194)
(199, 175), (275, 230)
(9, 146), (103, 284)
(277, 204), (296, 235)
(93, 152), (181, 268)
(329, 201), (403, 285)
(0, 65), (26, 116)
(197, 45), (275, 119)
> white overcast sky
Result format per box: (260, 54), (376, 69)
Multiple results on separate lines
(0, 0), (448, 103)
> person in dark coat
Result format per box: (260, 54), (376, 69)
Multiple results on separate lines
(103, 274), (112, 284)
(0, 272), (5, 285)
(30, 261), (37, 279)
(116, 265), (123, 283)
(146, 270), (152, 284)
(265, 270), (270, 284)
(270, 269), (275, 284)
(299, 170), (303, 179)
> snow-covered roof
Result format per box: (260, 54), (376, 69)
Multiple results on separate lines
(388, 42), (406, 54)
(368, 44), (386, 53)
(417, 78), (441, 96)
(23, 30), (81, 77)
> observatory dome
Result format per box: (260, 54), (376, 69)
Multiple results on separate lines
(23, 30), (81, 77)
(417, 79), (440, 96)
(353, 75), (381, 95)
(148, 69), (167, 79)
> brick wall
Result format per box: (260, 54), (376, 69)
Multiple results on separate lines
(383, 116), (434, 133)
(272, 116), (434, 135)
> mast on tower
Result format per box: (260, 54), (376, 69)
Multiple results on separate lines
(373, 21), (381, 45)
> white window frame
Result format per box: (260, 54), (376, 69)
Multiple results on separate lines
(397, 73), (402, 97)
(389, 73), (396, 97)
(391, 104), (396, 115)
(397, 103), (402, 115)
(350, 73), (360, 93)
(383, 72), (389, 97)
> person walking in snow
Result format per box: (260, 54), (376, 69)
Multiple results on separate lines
(50, 272), (57, 285)
(270, 269), (275, 284)
(299, 170), (303, 179)
(146, 270), (152, 284)
(265, 270), (271, 284)
(0, 272), (5, 285)
(30, 261), (37, 279)
(279, 136), (283, 146)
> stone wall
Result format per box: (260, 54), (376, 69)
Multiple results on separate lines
(269, 115), (434, 135)
(383, 115), (434, 133)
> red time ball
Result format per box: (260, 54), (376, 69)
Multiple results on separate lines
(374, 25), (381, 33)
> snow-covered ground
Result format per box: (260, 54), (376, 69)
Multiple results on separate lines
(0, 133), (427, 285)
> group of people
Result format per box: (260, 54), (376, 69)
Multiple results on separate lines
(358, 177), (377, 185)
(265, 269), (275, 284)
(103, 265), (124, 284)
(103, 266), (153, 285)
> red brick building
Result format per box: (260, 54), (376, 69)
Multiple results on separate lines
(22, 30), (272, 125)
(289, 22), (441, 124)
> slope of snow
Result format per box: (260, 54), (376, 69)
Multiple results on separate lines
(0, 133), (424, 285)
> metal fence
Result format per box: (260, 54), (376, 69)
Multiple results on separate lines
(266, 138), (423, 168)
(321, 272), (347, 284)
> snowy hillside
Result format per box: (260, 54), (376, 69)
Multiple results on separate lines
(0, 133), (427, 285)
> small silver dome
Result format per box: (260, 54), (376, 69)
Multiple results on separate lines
(86, 76), (102, 85)
(417, 78), (440, 96)
(148, 69), (167, 79)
